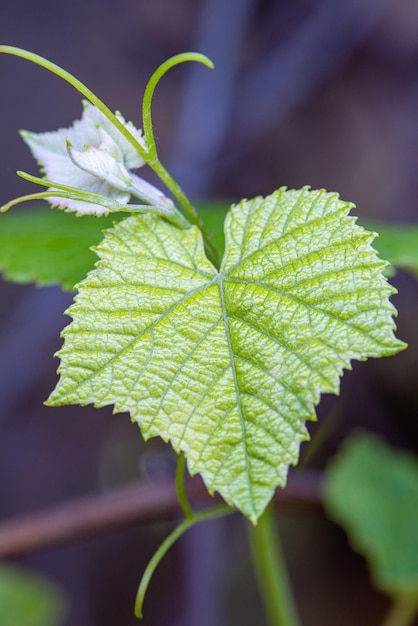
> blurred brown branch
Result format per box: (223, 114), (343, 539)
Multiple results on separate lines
(0, 470), (322, 559)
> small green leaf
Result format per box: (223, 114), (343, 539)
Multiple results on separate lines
(0, 564), (65, 626)
(324, 432), (418, 600)
(47, 188), (405, 521)
(0, 207), (123, 290)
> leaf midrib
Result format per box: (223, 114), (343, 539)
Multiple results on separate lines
(217, 273), (255, 519)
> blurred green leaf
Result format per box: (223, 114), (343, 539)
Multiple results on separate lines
(0, 564), (65, 626)
(0, 207), (123, 290)
(324, 432), (418, 600)
(363, 221), (418, 279)
(198, 201), (228, 253)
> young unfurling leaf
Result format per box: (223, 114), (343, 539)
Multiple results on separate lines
(19, 101), (173, 215)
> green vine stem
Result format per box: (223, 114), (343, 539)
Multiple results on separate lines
(249, 504), (301, 626)
(135, 504), (232, 619)
(381, 597), (418, 626)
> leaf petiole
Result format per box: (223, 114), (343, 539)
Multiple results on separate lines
(0, 191), (114, 214)
(175, 454), (194, 520)
(16, 171), (126, 211)
(1, 179), (157, 218)
(15, 171), (190, 228)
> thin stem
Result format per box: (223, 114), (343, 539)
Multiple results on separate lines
(175, 454), (193, 520)
(0, 191), (113, 214)
(0, 472), (321, 560)
(381, 597), (418, 626)
(0, 46), (148, 162)
(1, 180), (159, 219)
(17, 171), (189, 227)
(134, 504), (231, 619)
(249, 504), (301, 626)
(141, 53), (221, 266)
(142, 52), (213, 161)
(16, 171), (124, 210)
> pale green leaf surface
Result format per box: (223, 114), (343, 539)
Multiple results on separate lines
(201, 207), (418, 281)
(0, 207), (123, 290)
(0, 564), (65, 626)
(324, 432), (418, 599)
(47, 188), (405, 521)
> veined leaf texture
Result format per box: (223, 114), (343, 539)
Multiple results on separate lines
(48, 188), (405, 521)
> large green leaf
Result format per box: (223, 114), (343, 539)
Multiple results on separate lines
(0, 208), (123, 290)
(47, 188), (405, 521)
(324, 432), (418, 600)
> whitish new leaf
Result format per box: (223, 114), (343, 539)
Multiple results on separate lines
(47, 188), (405, 521)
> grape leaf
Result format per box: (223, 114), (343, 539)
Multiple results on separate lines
(324, 432), (418, 600)
(0, 208), (123, 290)
(47, 187), (405, 521)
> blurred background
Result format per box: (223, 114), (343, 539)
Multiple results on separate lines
(0, 1), (417, 625)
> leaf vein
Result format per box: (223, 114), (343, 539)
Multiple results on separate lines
(217, 276), (255, 516)
(227, 207), (351, 274)
(228, 279), (392, 349)
(228, 313), (335, 389)
(59, 277), (218, 396)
